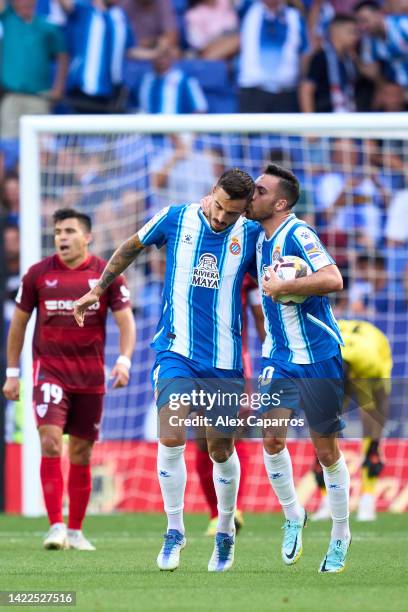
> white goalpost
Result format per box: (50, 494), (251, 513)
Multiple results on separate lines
(20, 113), (408, 516)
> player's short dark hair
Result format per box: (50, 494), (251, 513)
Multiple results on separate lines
(354, 0), (381, 13)
(330, 13), (356, 27)
(53, 208), (92, 232)
(216, 168), (255, 203)
(264, 163), (300, 208)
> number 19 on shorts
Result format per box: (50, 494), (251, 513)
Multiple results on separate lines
(40, 382), (63, 404)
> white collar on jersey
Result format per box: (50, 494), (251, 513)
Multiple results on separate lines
(264, 213), (297, 243)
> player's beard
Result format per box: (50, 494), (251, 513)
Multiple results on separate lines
(247, 207), (273, 222)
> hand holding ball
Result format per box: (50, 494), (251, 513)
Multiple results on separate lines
(263, 255), (312, 304)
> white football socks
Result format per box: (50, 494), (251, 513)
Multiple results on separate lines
(157, 442), (187, 534)
(263, 446), (303, 521)
(212, 449), (240, 535)
(321, 453), (350, 541)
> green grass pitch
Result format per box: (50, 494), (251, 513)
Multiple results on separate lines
(1, 513), (407, 612)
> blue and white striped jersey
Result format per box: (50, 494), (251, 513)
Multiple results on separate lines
(36, 0), (66, 25)
(138, 204), (260, 370)
(239, 3), (309, 92)
(139, 68), (208, 114)
(361, 15), (408, 86)
(257, 214), (343, 364)
(67, 1), (134, 96)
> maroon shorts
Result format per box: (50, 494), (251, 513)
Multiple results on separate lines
(33, 381), (104, 442)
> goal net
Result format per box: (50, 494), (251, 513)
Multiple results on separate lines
(19, 114), (408, 515)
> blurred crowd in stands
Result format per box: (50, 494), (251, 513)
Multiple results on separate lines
(0, 0), (406, 131)
(1, 0), (408, 329)
(2, 131), (408, 326)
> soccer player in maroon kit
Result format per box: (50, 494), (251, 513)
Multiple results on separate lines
(196, 273), (265, 535)
(3, 209), (135, 551)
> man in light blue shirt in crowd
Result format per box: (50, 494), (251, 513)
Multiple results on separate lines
(238, 0), (309, 112)
(139, 44), (208, 114)
(355, 0), (408, 88)
(58, 0), (158, 112)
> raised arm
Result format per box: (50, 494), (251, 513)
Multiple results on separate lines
(2, 308), (32, 401)
(74, 234), (145, 326)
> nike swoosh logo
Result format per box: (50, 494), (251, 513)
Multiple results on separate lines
(285, 535), (298, 560)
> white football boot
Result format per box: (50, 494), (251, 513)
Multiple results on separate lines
(67, 530), (96, 551)
(157, 530), (186, 571)
(43, 523), (68, 550)
(208, 531), (235, 572)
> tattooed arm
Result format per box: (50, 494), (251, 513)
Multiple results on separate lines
(95, 234), (145, 295)
(73, 234), (145, 327)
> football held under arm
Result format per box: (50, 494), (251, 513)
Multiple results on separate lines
(262, 264), (343, 299)
(262, 225), (343, 299)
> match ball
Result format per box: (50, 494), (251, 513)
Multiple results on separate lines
(265, 255), (312, 305)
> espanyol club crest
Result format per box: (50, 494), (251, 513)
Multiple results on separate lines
(272, 246), (281, 261)
(88, 279), (99, 290)
(229, 237), (241, 255)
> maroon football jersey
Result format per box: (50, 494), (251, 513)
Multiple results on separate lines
(241, 273), (259, 379)
(16, 254), (131, 393)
